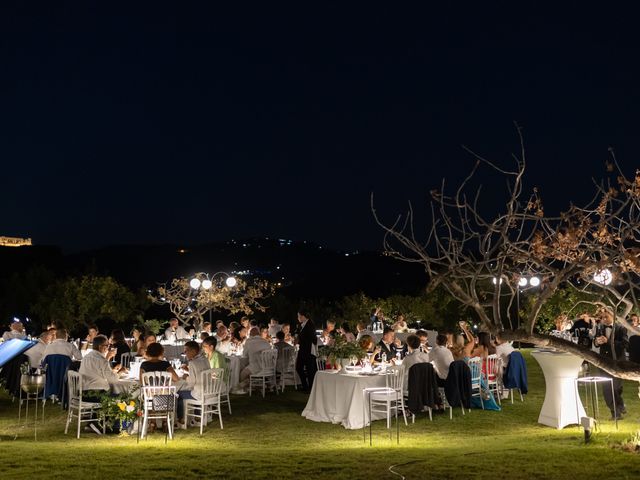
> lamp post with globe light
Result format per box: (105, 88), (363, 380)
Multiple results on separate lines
(190, 272), (237, 328)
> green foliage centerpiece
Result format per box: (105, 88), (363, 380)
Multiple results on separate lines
(318, 334), (366, 369)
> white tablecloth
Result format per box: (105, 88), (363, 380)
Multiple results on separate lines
(226, 355), (249, 390)
(301, 370), (387, 429)
(531, 349), (586, 429)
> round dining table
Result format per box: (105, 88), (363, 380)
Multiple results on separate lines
(302, 369), (388, 429)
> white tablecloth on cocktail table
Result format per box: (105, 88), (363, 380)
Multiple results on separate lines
(531, 349), (586, 429)
(301, 370), (388, 429)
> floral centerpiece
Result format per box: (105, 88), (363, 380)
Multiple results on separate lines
(99, 390), (142, 435)
(318, 334), (366, 369)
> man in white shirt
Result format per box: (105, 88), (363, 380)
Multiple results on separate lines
(494, 333), (515, 369)
(429, 334), (454, 386)
(268, 318), (282, 338)
(401, 334), (431, 394)
(177, 341), (211, 424)
(215, 325), (232, 355)
(25, 331), (54, 368)
(164, 318), (191, 341)
(78, 335), (120, 394)
(42, 329), (82, 362)
(2, 321), (27, 341)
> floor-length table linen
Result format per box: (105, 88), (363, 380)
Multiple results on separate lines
(302, 370), (387, 429)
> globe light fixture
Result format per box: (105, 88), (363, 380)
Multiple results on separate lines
(518, 277), (528, 287)
(225, 276), (237, 288)
(201, 279), (213, 290)
(189, 278), (201, 289)
(529, 276), (541, 287)
(593, 269), (613, 286)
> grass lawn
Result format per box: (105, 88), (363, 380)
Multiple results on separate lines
(1, 350), (639, 480)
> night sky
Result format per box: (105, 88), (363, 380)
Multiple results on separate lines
(2, 3), (640, 252)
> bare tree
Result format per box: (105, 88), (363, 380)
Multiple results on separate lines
(373, 128), (640, 380)
(148, 273), (274, 332)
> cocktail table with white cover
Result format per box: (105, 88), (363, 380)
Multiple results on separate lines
(302, 370), (387, 429)
(531, 349), (586, 429)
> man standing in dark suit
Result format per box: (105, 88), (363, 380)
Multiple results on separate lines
(295, 310), (318, 392)
(594, 309), (628, 419)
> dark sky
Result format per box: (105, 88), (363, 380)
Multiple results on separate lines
(2, 2), (640, 251)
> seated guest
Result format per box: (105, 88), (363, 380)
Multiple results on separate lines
(140, 342), (180, 382)
(320, 320), (337, 346)
(453, 322), (476, 360)
(356, 321), (374, 341)
(130, 328), (143, 352)
(232, 326), (247, 346)
(393, 336), (408, 359)
(281, 323), (294, 345)
(109, 328), (131, 365)
(200, 332), (210, 341)
(177, 341), (211, 424)
(339, 323), (356, 343)
(391, 314), (409, 333)
(268, 318), (282, 338)
(215, 326), (232, 355)
(415, 330), (429, 351)
(43, 328), (82, 361)
(164, 318), (190, 341)
(239, 327), (271, 387)
(358, 335), (381, 364)
(26, 331), (54, 368)
(228, 321), (239, 336)
(79, 335), (121, 399)
(274, 331), (295, 372)
(472, 331), (496, 358)
(242, 327), (270, 360)
(260, 326), (271, 341)
(201, 321), (213, 336)
(81, 325), (99, 351)
(240, 316), (251, 331)
(494, 332), (515, 369)
(430, 334), (454, 386)
(202, 336), (226, 369)
(401, 334), (430, 393)
(138, 333), (158, 358)
(2, 321), (27, 341)
(375, 327), (396, 362)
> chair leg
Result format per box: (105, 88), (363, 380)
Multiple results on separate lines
(428, 408), (432, 422)
(64, 406), (72, 434)
(218, 405), (224, 430)
(76, 408), (81, 439)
